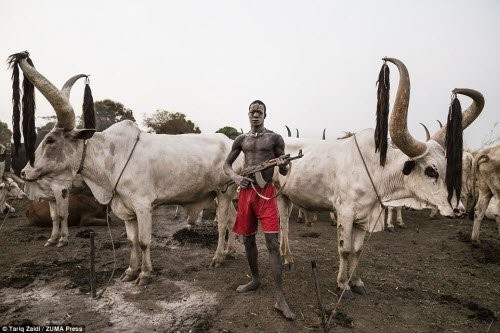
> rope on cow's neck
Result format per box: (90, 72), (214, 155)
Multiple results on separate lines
(76, 140), (87, 174)
(96, 131), (141, 299)
(249, 163), (292, 201)
(326, 134), (386, 329)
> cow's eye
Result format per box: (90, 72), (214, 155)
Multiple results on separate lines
(46, 137), (55, 144)
(424, 166), (439, 179)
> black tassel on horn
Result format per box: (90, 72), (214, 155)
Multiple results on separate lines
(445, 95), (463, 206)
(7, 51), (34, 162)
(22, 57), (37, 166)
(375, 62), (390, 166)
(9, 58), (21, 157)
(82, 77), (96, 129)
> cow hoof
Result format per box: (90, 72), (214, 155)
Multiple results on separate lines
(209, 259), (222, 268)
(136, 276), (152, 286)
(386, 227), (395, 233)
(224, 252), (236, 260)
(338, 289), (354, 300)
(57, 240), (68, 248)
(120, 272), (138, 282)
(471, 240), (481, 248)
(398, 224), (407, 229)
(44, 240), (57, 247)
(282, 262), (295, 271)
(351, 285), (368, 296)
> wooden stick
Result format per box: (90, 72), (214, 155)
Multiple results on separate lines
(90, 231), (96, 298)
(311, 261), (328, 333)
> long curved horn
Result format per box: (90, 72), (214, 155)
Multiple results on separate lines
(296, 128), (299, 138)
(18, 58), (76, 130)
(385, 57), (427, 158)
(285, 125), (291, 137)
(431, 88), (485, 146)
(436, 119), (443, 128)
(61, 74), (87, 99)
(419, 123), (430, 141)
(322, 128), (326, 140)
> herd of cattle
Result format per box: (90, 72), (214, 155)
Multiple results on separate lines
(1, 53), (498, 297)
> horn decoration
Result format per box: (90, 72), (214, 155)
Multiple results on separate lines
(385, 58), (427, 158)
(7, 52), (37, 165)
(375, 61), (390, 166)
(12, 53), (77, 130)
(445, 95), (463, 206)
(431, 88), (484, 146)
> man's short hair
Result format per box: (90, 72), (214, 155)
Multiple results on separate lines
(249, 100), (266, 113)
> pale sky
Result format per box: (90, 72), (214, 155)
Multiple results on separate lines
(1, 0), (498, 149)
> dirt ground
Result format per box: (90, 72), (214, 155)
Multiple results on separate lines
(0, 199), (498, 333)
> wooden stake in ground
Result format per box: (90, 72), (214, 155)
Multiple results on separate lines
(90, 231), (96, 298)
(311, 260), (328, 333)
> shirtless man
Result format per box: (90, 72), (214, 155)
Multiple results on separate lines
(224, 100), (296, 320)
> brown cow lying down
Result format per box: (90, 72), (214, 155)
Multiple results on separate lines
(26, 193), (107, 227)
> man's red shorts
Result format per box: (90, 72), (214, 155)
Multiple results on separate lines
(232, 183), (280, 236)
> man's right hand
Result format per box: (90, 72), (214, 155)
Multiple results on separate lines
(234, 175), (254, 188)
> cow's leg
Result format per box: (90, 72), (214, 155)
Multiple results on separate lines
(429, 208), (438, 218)
(471, 193), (492, 243)
(56, 195), (70, 247)
(348, 225), (367, 296)
(336, 210), (354, 299)
(330, 211), (337, 226)
(45, 201), (60, 247)
(211, 191), (236, 267)
(386, 207), (395, 232)
(396, 207), (405, 228)
(297, 208), (304, 223)
(173, 205), (180, 219)
(304, 210), (317, 227)
(276, 195), (294, 269)
(121, 219), (141, 282)
(136, 209), (153, 285)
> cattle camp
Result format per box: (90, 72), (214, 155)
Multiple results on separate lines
(1, 3), (499, 333)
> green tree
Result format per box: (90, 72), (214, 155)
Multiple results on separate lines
(0, 120), (12, 146)
(36, 117), (56, 146)
(85, 99), (136, 131)
(143, 110), (201, 134)
(216, 126), (240, 140)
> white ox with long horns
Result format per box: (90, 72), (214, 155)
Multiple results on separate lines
(274, 58), (483, 298)
(11, 52), (240, 286)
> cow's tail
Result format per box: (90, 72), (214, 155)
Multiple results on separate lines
(7, 51), (36, 165)
(83, 77), (96, 129)
(469, 153), (490, 219)
(375, 61), (390, 166)
(445, 95), (463, 207)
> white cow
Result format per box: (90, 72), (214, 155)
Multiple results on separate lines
(470, 145), (500, 242)
(274, 58), (483, 298)
(11, 52), (241, 286)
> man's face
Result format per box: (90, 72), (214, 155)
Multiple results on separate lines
(248, 103), (265, 127)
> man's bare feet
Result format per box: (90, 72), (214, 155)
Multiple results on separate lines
(274, 295), (296, 320)
(236, 279), (261, 293)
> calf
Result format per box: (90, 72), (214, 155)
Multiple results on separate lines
(26, 191), (107, 228)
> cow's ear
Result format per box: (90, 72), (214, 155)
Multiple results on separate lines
(402, 160), (416, 175)
(72, 129), (96, 140)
